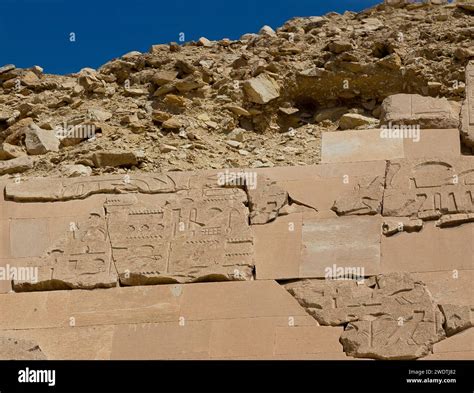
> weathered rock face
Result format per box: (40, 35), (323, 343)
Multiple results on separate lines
(381, 94), (461, 129)
(286, 273), (449, 360)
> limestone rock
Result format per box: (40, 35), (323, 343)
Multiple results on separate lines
(381, 94), (460, 129)
(0, 64), (15, 74)
(328, 40), (353, 54)
(0, 156), (34, 175)
(247, 177), (288, 224)
(152, 70), (178, 86)
(87, 108), (113, 122)
(259, 25), (277, 37)
(383, 157), (474, 220)
(197, 37), (213, 47)
(13, 210), (118, 291)
(439, 304), (473, 337)
(3, 117), (35, 145)
(332, 175), (384, 216)
(286, 273), (446, 360)
(457, 2), (474, 12)
(338, 113), (379, 130)
(61, 164), (92, 178)
(0, 143), (25, 160)
(0, 337), (46, 360)
(91, 150), (138, 168)
(25, 124), (60, 155)
(315, 107), (348, 123)
(382, 218), (423, 236)
(243, 73), (280, 104)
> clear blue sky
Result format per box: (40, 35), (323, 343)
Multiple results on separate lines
(0, 0), (380, 75)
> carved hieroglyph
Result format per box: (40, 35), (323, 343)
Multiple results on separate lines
(4, 174), (179, 202)
(331, 175), (385, 216)
(285, 273), (450, 360)
(383, 158), (474, 220)
(106, 189), (254, 285)
(460, 61), (474, 149)
(9, 175), (257, 290)
(247, 177), (288, 224)
(13, 210), (117, 291)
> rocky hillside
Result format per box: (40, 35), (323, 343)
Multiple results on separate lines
(0, 0), (473, 178)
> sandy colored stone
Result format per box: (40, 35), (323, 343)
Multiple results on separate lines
(0, 156), (34, 175)
(91, 150), (138, 168)
(1, 326), (114, 360)
(254, 213), (302, 280)
(411, 270), (474, 307)
(12, 211), (118, 291)
(436, 213), (474, 227)
(152, 70), (178, 86)
(321, 128), (460, 164)
(106, 190), (254, 285)
(381, 94), (460, 129)
(4, 174), (178, 202)
(432, 328), (474, 354)
(0, 336), (46, 360)
(0, 143), (25, 160)
(300, 216), (381, 278)
(321, 129), (404, 163)
(439, 304), (473, 336)
(403, 129), (460, 158)
(382, 217), (423, 236)
(6, 186), (255, 289)
(383, 157), (474, 220)
(286, 273), (446, 359)
(25, 123), (60, 155)
(247, 176), (288, 224)
(257, 161), (387, 218)
(338, 113), (378, 130)
(460, 62), (474, 148)
(381, 222), (473, 273)
(274, 326), (344, 356)
(331, 174), (384, 216)
(243, 73), (280, 104)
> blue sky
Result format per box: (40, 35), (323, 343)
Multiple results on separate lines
(0, 0), (380, 75)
